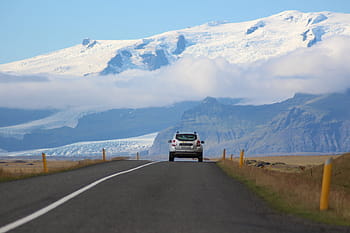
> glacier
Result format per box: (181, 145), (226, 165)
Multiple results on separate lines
(0, 108), (92, 140)
(0, 133), (157, 159)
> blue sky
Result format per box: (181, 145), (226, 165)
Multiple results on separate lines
(1, 0), (349, 64)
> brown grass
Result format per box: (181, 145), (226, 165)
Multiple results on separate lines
(247, 155), (340, 166)
(218, 153), (350, 225)
(0, 157), (128, 182)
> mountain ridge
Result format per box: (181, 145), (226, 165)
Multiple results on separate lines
(1, 10), (349, 76)
(149, 91), (350, 157)
(0, 101), (199, 152)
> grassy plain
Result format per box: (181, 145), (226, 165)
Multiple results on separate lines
(247, 155), (340, 166)
(218, 153), (350, 225)
(0, 157), (128, 182)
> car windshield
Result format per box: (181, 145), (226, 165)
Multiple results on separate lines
(176, 134), (197, 141)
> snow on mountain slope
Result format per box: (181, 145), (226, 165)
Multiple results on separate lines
(1, 11), (349, 76)
(0, 108), (91, 139)
(1, 132), (157, 158)
(0, 39), (137, 76)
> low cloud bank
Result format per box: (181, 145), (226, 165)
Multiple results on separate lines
(0, 36), (349, 110)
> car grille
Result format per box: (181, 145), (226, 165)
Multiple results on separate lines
(179, 143), (193, 146)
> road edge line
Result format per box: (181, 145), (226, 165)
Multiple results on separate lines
(0, 161), (159, 233)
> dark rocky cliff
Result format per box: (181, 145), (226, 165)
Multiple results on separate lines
(149, 91), (350, 157)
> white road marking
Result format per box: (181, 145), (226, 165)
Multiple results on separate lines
(0, 161), (158, 233)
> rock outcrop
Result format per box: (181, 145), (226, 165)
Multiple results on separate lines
(150, 91), (350, 157)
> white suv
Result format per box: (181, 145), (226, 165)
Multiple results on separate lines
(168, 132), (204, 162)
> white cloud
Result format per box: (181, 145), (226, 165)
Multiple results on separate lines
(0, 36), (349, 110)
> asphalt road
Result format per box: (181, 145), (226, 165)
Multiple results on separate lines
(0, 160), (349, 233)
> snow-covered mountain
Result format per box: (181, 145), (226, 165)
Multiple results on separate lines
(1, 10), (350, 76)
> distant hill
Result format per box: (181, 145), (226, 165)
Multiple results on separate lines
(1, 91), (349, 156)
(0, 101), (198, 152)
(149, 91), (350, 157)
(0, 108), (56, 127)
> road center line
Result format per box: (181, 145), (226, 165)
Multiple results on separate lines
(0, 161), (159, 233)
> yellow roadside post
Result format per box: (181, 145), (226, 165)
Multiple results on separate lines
(239, 149), (244, 168)
(102, 148), (106, 161)
(42, 153), (48, 173)
(136, 152), (140, 160)
(222, 149), (226, 160)
(320, 158), (333, 211)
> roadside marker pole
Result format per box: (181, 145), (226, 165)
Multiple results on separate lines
(239, 149), (244, 168)
(102, 148), (106, 161)
(0, 162), (159, 233)
(136, 152), (140, 160)
(41, 153), (48, 173)
(320, 158), (333, 211)
(230, 154), (233, 161)
(222, 149), (226, 160)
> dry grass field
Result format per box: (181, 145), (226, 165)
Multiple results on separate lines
(218, 153), (350, 225)
(0, 157), (128, 181)
(0, 160), (79, 175)
(247, 155), (340, 166)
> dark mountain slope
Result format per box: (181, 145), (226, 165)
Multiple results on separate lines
(0, 101), (198, 152)
(150, 91), (350, 157)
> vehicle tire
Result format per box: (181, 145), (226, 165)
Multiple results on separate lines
(169, 152), (175, 162)
(198, 152), (203, 162)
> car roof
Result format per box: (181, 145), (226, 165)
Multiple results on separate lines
(175, 132), (198, 135)
(173, 132), (200, 140)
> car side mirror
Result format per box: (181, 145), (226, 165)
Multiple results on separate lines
(201, 141), (205, 144)
(168, 140), (172, 143)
